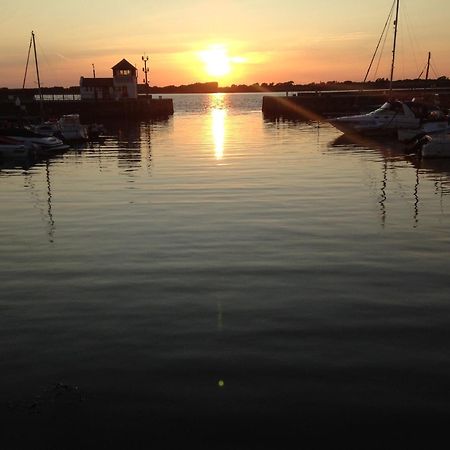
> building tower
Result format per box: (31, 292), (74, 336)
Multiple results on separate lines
(112, 59), (138, 100)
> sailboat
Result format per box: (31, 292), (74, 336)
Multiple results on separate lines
(3, 31), (70, 154)
(328, 0), (448, 137)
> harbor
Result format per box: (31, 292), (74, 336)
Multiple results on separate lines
(2, 0), (450, 447)
(1, 34), (173, 123)
(0, 94), (174, 122)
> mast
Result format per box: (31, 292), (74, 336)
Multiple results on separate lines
(425, 52), (431, 81)
(22, 35), (33, 89)
(32, 31), (44, 120)
(389, 0), (400, 93)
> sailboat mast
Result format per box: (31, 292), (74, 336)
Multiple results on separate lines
(389, 0), (400, 93)
(425, 51), (431, 81)
(32, 31), (44, 119)
(22, 35), (33, 89)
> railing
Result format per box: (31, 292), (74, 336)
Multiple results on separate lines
(33, 94), (81, 101)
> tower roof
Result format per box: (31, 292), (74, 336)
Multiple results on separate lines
(112, 59), (136, 71)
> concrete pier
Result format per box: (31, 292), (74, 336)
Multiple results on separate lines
(0, 97), (174, 122)
(262, 90), (450, 120)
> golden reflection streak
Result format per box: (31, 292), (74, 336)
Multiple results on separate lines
(211, 107), (226, 160)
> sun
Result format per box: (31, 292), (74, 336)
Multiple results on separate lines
(199, 45), (231, 77)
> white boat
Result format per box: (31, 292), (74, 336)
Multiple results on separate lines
(328, 0), (448, 138)
(0, 136), (31, 158)
(31, 115), (91, 141)
(0, 128), (69, 153)
(329, 100), (421, 136)
(58, 114), (88, 141)
(419, 134), (450, 159)
(31, 121), (59, 137)
(329, 99), (448, 137)
(397, 117), (449, 141)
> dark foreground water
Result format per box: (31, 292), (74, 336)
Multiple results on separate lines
(1, 93), (450, 449)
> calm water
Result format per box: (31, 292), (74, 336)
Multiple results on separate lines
(1, 93), (450, 448)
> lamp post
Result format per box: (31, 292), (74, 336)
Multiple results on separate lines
(142, 55), (149, 97)
(92, 63), (97, 101)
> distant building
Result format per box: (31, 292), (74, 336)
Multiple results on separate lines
(80, 59), (137, 101)
(79, 78), (114, 101)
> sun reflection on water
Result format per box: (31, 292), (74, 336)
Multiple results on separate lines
(210, 92), (227, 160)
(212, 108), (226, 160)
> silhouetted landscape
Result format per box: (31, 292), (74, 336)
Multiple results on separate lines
(2, 77), (450, 98)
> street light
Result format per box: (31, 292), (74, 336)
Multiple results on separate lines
(142, 55), (149, 97)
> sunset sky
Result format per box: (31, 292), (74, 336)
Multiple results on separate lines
(1, 0), (449, 88)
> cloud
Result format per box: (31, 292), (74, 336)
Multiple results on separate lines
(55, 53), (70, 61)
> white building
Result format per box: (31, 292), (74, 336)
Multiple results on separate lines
(80, 59), (138, 101)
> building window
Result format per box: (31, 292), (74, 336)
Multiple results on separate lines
(119, 69), (131, 76)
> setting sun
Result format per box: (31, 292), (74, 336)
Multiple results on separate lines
(199, 45), (231, 77)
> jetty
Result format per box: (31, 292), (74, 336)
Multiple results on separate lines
(1, 56), (173, 122)
(0, 93), (174, 122)
(262, 89), (450, 120)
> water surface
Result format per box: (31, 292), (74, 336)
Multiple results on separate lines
(1, 93), (450, 448)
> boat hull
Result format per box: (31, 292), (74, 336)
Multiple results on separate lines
(398, 121), (450, 142)
(421, 136), (450, 158)
(328, 119), (400, 137)
(0, 144), (30, 158)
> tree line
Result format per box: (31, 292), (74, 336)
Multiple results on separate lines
(2, 76), (449, 97)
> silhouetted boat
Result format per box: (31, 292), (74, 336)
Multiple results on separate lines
(58, 114), (88, 141)
(0, 128), (69, 154)
(32, 115), (103, 142)
(0, 136), (30, 158)
(409, 134), (450, 158)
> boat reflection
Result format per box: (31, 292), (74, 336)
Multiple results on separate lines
(329, 133), (398, 152)
(115, 123), (143, 177)
(17, 159), (57, 243)
(328, 133), (450, 227)
(43, 160), (55, 242)
(411, 158), (450, 195)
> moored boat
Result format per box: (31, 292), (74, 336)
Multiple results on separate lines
(31, 121), (59, 137)
(328, 0), (449, 138)
(329, 99), (448, 137)
(329, 100), (420, 136)
(404, 132), (450, 159)
(0, 136), (31, 158)
(0, 128), (70, 154)
(420, 134), (450, 159)
(31, 115), (102, 142)
(397, 117), (449, 142)
(58, 114), (88, 141)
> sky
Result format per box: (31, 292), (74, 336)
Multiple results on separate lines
(1, 0), (450, 88)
